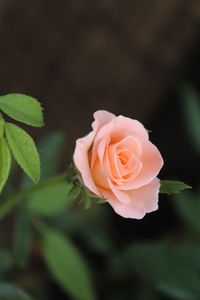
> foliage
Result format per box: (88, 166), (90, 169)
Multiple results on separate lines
(160, 180), (191, 195)
(0, 91), (197, 300)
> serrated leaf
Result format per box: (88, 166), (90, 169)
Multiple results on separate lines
(22, 131), (66, 188)
(28, 182), (73, 216)
(5, 123), (40, 183)
(42, 228), (96, 300)
(0, 94), (44, 127)
(0, 138), (11, 193)
(160, 180), (191, 195)
(0, 282), (32, 300)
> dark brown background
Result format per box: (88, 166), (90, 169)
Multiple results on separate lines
(1, 0), (200, 152)
(0, 1), (200, 299)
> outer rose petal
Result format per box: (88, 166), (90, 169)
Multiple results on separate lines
(90, 110), (115, 168)
(101, 178), (160, 219)
(73, 131), (100, 196)
(95, 115), (149, 144)
(92, 110), (115, 132)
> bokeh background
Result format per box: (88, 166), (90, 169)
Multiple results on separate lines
(0, 1), (200, 300)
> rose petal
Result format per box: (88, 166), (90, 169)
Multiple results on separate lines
(92, 110), (115, 132)
(100, 188), (145, 219)
(91, 156), (110, 190)
(107, 136), (143, 181)
(114, 135), (142, 158)
(101, 178), (160, 218)
(95, 115), (149, 144)
(126, 177), (160, 212)
(119, 138), (163, 190)
(73, 131), (100, 195)
(90, 111), (115, 168)
(107, 178), (130, 204)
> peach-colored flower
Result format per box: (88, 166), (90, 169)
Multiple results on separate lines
(73, 110), (163, 219)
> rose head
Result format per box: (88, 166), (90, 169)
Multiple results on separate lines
(73, 110), (164, 219)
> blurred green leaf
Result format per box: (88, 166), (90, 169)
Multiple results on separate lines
(0, 94), (44, 127)
(160, 180), (191, 195)
(22, 131), (66, 188)
(39, 132), (66, 181)
(0, 138), (11, 193)
(0, 249), (13, 275)
(0, 282), (32, 300)
(135, 285), (159, 300)
(181, 84), (200, 152)
(173, 191), (200, 232)
(120, 241), (200, 300)
(42, 228), (96, 300)
(28, 182), (73, 216)
(5, 123), (40, 183)
(13, 200), (32, 268)
(54, 205), (114, 256)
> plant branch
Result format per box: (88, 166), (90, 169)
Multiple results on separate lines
(0, 172), (67, 220)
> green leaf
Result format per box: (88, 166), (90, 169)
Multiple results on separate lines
(181, 84), (200, 152)
(21, 131), (66, 188)
(0, 94), (44, 127)
(13, 200), (32, 267)
(0, 114), (5, 138)
(5, 123), (40, 183)
(160, 180), (191, 195)
(39, 132), (66, 180)
(0, 249), (13, 275)
(0, 138), (11, 193)
(0, 282), (32, 300)
(120, 241), (200, 300)
(42, 228), (96, 300)
(28, 182), (73, 216)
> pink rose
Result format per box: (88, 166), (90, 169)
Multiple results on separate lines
(73, 110), (164, 219)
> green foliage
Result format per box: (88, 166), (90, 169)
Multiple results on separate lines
(13, 200), (32, 268)
(0, 138), (11, 192)
(160, 180), (191, 195)
(79, 187), (93, 209)
(28, 182), (73, 216)
(0, 249), (13, 275)
(0, 94), (44, 127)
(174, 190), (200, 232)
(21, 131), (66, 189)
(0, 114), (5, 138)
(5, 123), (40, 183)
(38, 131), (66, 180)
(181, 84), (200, 152)
(119, 241), (200, 300)
(42, 228), (96, 300)
(0, 282), (32, 300)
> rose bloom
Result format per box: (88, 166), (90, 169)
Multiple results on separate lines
(73, 110), (163, 219)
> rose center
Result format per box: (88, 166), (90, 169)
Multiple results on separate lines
(119, 155), (127, 166)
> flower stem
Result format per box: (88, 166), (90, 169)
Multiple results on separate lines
(0, 172), (67, 220)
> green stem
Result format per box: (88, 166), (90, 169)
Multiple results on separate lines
(0, 172), (67, 220)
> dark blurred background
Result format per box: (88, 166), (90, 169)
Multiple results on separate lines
(0, 1), (200, 300)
